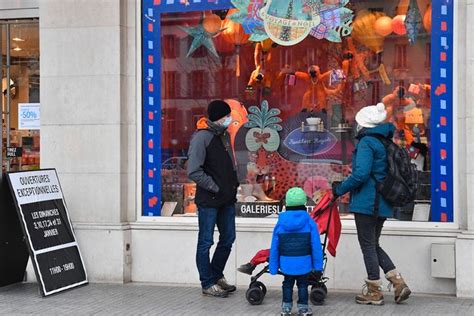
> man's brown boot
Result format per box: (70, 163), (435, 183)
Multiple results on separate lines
(385, 269), (411, 303)
(355, 279), (384, 305)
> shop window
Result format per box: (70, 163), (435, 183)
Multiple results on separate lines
(371, 81), (380, 106)
(187, 36), (207, 58)
(1, 21), (40, 173)
(394, 44), (408, 70)
(425, 43), (431, 69)
(162, 35), (178, 59)
(222, 69), (238, 97)
(162, 71), (180, 99)
(143, 1), (453, 223)
(189, 70), (208, 98)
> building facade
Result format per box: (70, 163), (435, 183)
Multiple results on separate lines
(1, 0), (474, 297)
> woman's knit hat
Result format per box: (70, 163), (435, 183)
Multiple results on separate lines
(355, 103), (387, 128)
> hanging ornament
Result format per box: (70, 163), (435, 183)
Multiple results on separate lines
(374, 16), (393, 37)
(260, 38), (274, 52)
(260, 0), (319, 46)
(392, 15), (407, 35)
(423, 3), (432, 33)
(178, 14), (225, 58)
(221, 9), (250, 76)
(214, 33), (235, 54)
(309, 4), (354, 43)
(203, 13), (222, 33)
(405, 0), (422, 44)
(214, 9), (230, 20)
(352, 10), (385, 54)
(221, 10), (250, 45)
(230, 0), (267, 41)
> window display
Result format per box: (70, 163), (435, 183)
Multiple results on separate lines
(142, 0), (453, 223)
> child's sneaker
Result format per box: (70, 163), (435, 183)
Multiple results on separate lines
(297, 305), (313, 316)
(237, 262), (256, 275)
(281, 303), (292, 316)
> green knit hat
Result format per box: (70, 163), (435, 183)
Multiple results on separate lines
(285, 187), (307, 207)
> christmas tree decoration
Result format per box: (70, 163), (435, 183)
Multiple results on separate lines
(405, 0), (422, 44)
(178, 15), (225, 58)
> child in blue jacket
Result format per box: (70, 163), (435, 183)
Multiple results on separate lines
(269, 187), (324, 316)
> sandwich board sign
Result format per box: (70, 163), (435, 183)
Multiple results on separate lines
(6, 169), (87, 296)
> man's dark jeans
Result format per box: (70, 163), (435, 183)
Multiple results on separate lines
(196, 204), (236, 289)
(354, 213), (396, 280)
(282, 274), (309, 306)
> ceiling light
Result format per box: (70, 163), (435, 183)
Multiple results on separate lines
(13, 47), (22, 51)
(12, 37), (25, 42)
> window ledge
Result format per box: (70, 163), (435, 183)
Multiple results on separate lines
(132, 216), (461, 237)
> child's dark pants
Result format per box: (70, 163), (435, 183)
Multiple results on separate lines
(282, 274), (309, 306)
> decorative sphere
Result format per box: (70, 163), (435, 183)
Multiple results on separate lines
(392, 15), (407, 35)
(203, 14), (222, 33)
(374, 16), (393, 37)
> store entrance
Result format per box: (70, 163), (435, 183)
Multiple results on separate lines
(1, 19), (40, 173)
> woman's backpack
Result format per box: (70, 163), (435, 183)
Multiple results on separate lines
(364, 134), (418, 207)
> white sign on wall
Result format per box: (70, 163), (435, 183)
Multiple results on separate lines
(18, 103), (40, 130)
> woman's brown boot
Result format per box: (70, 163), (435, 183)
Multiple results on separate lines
(355, 279), (384, 305)
(385, 269), (411, 303)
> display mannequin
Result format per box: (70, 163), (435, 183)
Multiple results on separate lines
(275, 65), (345, 113)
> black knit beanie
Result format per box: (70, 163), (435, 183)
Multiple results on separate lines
(207, 100), (231, 122)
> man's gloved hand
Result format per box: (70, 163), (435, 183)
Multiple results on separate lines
(332, 181), (342, 198)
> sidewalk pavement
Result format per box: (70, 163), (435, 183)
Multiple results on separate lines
(1, 283), (474, 315)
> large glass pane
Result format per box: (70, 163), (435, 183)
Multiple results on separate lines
(1, 21), (40, 173)
(158, 2), (433, 221)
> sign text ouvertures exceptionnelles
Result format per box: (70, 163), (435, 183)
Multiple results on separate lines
(7, 169), (87, 296)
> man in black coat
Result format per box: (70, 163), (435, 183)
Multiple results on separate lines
(187, 100), (239, 298)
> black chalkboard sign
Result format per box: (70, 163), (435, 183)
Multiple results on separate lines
(6, 169), (88, 296)
(0, 175), (29, 287)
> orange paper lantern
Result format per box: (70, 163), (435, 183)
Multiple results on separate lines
(221, 9), (250, 77)
(203, 13), (222, 33)
(374, 16), (393, 37)
(392, 15), (407, 35)
(423, 4), (432, 33)
(221, 9), (250, 45)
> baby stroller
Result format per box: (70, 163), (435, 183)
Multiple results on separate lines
(245, 193), (341, 306)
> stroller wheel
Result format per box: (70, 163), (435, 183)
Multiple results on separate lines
(310, 287), (326, 306)
(246, 287), (265, 305)
(320, 283), (328, 295)
(251, 281), (267, 296)
(311, 282), (328, 295)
